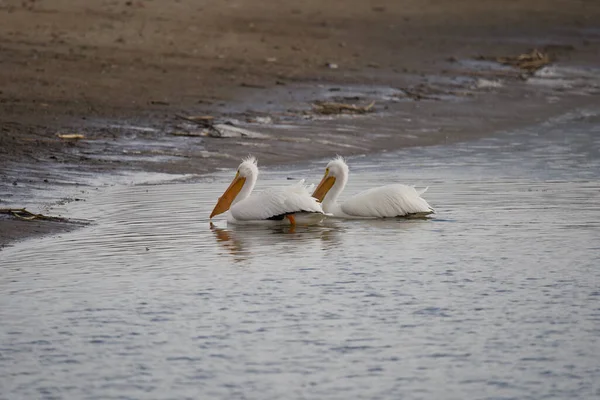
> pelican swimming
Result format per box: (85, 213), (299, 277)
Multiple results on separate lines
(210, 156), (325, 225)
(312, 156), (434, 218)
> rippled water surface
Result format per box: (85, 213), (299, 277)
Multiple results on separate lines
(1, 110), (600, 400)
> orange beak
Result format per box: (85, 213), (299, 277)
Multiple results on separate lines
(312, 170), (336, 202)
(210, 173), (246, 218)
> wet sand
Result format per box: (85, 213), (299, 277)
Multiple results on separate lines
(0, 215), (77, 250)
(1, 0), (600, 247)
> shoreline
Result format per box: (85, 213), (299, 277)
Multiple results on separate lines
(2, 81), (598, 249)
(1, 0), (599, 248)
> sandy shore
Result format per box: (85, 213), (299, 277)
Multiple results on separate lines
(1, 0), (599, 247)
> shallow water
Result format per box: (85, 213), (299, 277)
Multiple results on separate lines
(1, 109), (599, 400)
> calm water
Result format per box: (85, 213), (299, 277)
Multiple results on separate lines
(1, 109), (599, 400)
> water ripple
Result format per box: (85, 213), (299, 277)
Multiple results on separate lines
(1, 111), (600, 399)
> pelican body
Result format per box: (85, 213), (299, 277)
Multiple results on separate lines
(312, 157), (433, 219)
(210, 156), (325, 225)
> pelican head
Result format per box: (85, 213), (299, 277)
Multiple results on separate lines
(210, 156), (259, 218)
(312, 156), (349, 203)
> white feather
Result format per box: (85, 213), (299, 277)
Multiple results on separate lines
(316, 157), (433, 219)
(231, 180), (323, 221)
(341, 184), (433, 217)
(212, 157), (325, 225)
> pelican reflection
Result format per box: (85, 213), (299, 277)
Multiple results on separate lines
(210, 222), (343, 261)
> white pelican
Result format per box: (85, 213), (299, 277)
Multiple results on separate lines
(312, 156), (434, 218)
(210, 156), (325, 225)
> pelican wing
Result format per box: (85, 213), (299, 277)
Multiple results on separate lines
(341, 184), (433, 218)
(230, 180), (323, 221)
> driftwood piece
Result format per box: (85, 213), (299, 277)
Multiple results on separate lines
(57, 133), (85, 140)
(0, 208), (73, 222)
(479, 49), (551, 72)
(311, 101), (375, 115)
(173, 115), (269, 138)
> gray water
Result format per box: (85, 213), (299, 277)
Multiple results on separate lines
(1, 109), (599, 400)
